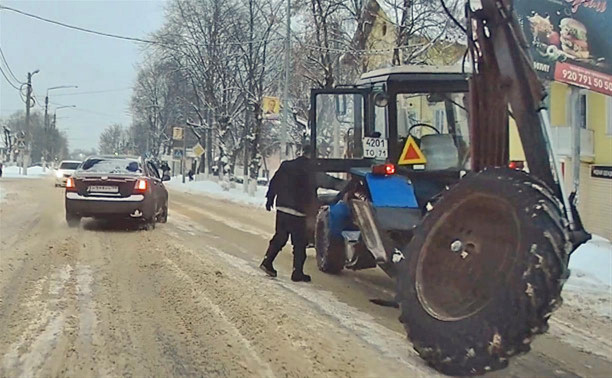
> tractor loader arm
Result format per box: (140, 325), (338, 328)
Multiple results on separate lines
(469, 0), (589, 245)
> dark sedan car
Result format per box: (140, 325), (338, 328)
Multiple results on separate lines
(65, 156), (169, 229)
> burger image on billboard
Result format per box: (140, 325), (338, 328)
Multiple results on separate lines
(560, 18), (590, 59)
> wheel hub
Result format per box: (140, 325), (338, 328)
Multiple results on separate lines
(415, 194), (520, 321)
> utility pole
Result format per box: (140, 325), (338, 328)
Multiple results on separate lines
(43, 96), (49, 171)
(44, 96), (49, 130)
(207, 109), (213, 177)
(280, 0), (291, 161)
(182, 127), (187, 184)
(43, 86), (77, 168)
(23, 70), (39, 175)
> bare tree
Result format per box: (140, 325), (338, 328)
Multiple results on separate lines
(232, 0), (284, 193)
(130, 57), (183, 159)
(99, 124), (131, 155)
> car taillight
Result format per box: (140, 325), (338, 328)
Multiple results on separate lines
(372, 163), (396, 176)
(134, 179), (147, 193)
(65, 177), (76, 191)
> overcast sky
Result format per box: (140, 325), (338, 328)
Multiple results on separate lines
(0, 0), (167, 151)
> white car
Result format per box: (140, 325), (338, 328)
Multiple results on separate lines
(54, 160), (81, 187)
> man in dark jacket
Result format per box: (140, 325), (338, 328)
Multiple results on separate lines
(260, 146), (319, 282)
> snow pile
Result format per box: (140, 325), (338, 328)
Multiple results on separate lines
(1, 165), (50, 178)
(166, 176), (267, 208)
(565, 235), (612, 317)
(567, 235), (612, 292)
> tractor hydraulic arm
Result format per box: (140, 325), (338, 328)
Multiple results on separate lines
(468, 0), (591, 243)
(469, 0), (555, 188)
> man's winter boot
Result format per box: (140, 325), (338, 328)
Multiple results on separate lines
(260, 245), (280, 277)
(260, 259), (277, 277)
(291, 270), (311, 282)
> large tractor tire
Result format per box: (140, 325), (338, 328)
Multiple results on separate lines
(315, 206), (346, 274)
(396, 168), (572, 376)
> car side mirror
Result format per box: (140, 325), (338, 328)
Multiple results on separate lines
(162, 174), (170, 182)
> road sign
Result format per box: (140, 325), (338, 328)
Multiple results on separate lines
(172, 127), (184, 141)
(262, 96), (280, 114)
(398, 136), (427, 165)
(172, 148), (184, 160)
(192, 143), (205, 157)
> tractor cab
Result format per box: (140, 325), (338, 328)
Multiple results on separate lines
(311, 65), (470, 210)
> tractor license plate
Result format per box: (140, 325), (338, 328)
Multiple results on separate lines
(88, 185), (118, 193)
(363, 137), (388, 159)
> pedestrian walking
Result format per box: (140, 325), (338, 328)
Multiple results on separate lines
(260, 146), (316, 282)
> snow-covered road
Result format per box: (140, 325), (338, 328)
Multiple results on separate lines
(1, 175), (610, 377)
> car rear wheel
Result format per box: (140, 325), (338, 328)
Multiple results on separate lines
(158, 204), (168, 223)
(142, 217), (156, 231)
(66, 213), (81, 228)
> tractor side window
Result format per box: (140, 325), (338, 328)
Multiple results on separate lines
(315, 93), (364, 159)
(373, 105), (388, 139)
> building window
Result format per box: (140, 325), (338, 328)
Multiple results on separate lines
(578, 92), (587, 129)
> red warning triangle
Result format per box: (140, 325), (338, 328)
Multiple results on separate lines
(398, 136), (427, 165)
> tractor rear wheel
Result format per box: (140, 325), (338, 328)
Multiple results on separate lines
(396, 168), (572, 376)
(315, 206), (346, 274)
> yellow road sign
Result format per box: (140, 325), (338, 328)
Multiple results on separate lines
(172, 127), (184, 141)
(398, 136), (427, 165)
(262, 96), (280, 114)
(192, 143), (205, 157)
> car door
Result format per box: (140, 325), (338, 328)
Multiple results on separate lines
(147, 161), (165, 214)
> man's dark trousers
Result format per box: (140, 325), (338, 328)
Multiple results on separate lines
(264, 211), (307, 272)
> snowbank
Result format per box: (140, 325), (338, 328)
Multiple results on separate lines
(1, 165), (50, 178)
(567, 235), (612, 293)
(166, 176), (267, 208)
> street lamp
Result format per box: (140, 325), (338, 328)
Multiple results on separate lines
(53, 105), (76, 127)
(45, 105), (75, 167)
(45, 85), (77, 129)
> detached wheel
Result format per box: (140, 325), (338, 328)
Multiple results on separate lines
(396, 168), (572, 376)
(66, 213), (81, 228)
(315, 206), (345, 274)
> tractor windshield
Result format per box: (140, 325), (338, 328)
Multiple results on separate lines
(396, 92), (470, 169)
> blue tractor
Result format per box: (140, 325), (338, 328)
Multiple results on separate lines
(308, 62), (590, 375)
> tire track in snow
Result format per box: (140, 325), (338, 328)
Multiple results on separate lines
(162, 256), (277, 378)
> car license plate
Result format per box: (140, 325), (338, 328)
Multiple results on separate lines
(88, 185), (118, 193)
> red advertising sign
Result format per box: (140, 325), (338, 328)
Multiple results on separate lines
(555, 62), (612, 96)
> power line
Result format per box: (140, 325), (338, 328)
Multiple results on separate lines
(0, 5), (284, 48)
(0, 47), (22, 84)
(0, 66), (21, 90)
(49, 101), (121, 118)
(0, 4), (159, 45)
(53, 87), (133, 96)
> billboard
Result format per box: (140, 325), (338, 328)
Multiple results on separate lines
(515, 0), (612, 96)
